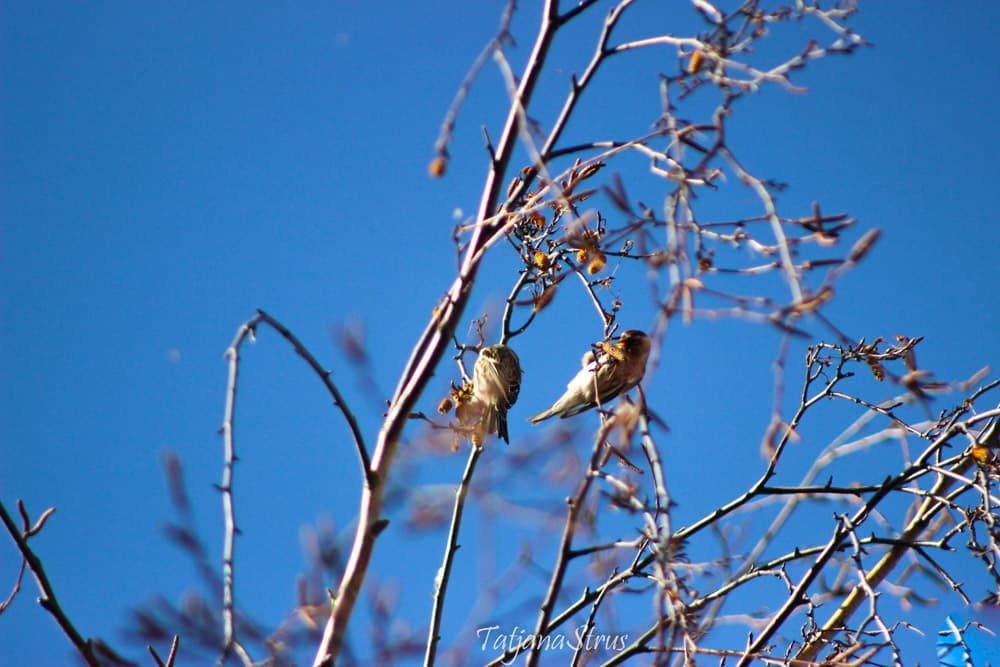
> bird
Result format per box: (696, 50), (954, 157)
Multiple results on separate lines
(529, 329), (650, 423)
(472, 344), (522, 443)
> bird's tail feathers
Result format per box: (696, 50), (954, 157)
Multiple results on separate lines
(530, 395), (585, 423)
(496, 412), (509, 444)
(482, 406), (511, 444)
(528, 408), (554, 424)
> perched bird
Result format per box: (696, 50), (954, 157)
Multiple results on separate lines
(472, 344), (522, 444)
(529, 330), (650, 423)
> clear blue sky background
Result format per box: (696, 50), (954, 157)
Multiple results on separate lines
(2, 3), (998, 666)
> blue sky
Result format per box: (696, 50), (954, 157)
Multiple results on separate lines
(2, 2), (999, 666)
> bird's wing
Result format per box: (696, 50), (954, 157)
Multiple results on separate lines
(564, 361), (629, 416)
(503, 363), (521, 408)
(528, 361), (597, 422)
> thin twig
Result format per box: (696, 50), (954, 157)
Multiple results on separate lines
(500, 270), (534, 345)
(424, 444), (484, 665)
(526, 419), (616, 667)
(254, 309), (371, 479)
(432, 0), (516, 161)
(0, 500), (102, 667)
(220, 318), (257, 667)
(148, 635), (180, 667)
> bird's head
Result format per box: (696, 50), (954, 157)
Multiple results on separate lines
(618, 330), (651, 358)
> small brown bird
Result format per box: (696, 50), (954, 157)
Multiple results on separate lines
(473, 344), (522, 443)
(529, 330), (650, 423)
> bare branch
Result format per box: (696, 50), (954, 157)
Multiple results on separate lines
(0, 500), (103, 667)
(423, 444), (484, 664)
(254, 309), (371, 478)
(219, 317), (257, 667)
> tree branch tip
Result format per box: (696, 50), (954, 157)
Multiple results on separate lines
(147, 645), (166, 667)
(371, 518), (390, 537)
(28, 507), (57, 536)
